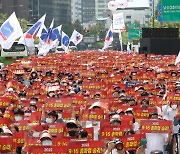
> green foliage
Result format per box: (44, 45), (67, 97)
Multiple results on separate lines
(72, 20), (84, 34)
(95, 42), (104, 49)
(149, 1), (180, 29)
(62, 20), (84, 37)
(0, 13), (8, 24)
(19, 18), (31, 32)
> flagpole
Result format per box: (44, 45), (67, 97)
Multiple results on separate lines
(119, 31), (123, 51)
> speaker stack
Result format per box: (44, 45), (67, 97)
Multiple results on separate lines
(140, 28), (180, 55)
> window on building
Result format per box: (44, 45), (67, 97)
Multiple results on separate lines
(145, 15), (150, 18)
(126, 15), (131, 19)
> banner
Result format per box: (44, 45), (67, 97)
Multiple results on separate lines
(28, 146), (68, 154)
(100, 125), (131, 139)
(140, 120), (172, 133)
(48, 123), (66, 135)
(82, 110), (105, 121)
(68, 140), (103, 154)
(0, 137), (13, 153)
(162, 0), (180, 21)
(113, 13), (125, 30)
(121, 134), (145, 151)
(134, 108), (157, 119)
(45, 98), (72, 110)
(82, 82), (106, 90)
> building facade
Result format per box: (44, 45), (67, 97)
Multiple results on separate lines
(0, 0), (71, 27)
(81, 0), (95, 24)
(1, 0), (29, 19)
(95, 0), (111, 19)
(39, 0), (71, 27)
(71, 0), (82, 23)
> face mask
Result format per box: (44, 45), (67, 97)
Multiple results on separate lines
(68, 130), (77, 137)
(30, 101), (36, 105)
(24, 113), (31, 117)
(33, 131), (40, 137)
(7, 88), (14, 92)
(58, 113), (62, 119)
(132, 73), (137, 76)
(46, 118), (53, 124)
(15, 116), (23, 121)
(42, 140), (52, 146)
(171, 104), (177, 110)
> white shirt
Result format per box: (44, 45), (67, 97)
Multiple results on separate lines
(162, 105), (179, 133)
(146, 133), (168, 154)
(162, 105), (178, 121)
(86, 121), (100, 140)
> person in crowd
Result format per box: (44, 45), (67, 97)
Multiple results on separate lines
(78, 129), (88, 141)
(39, 130), (53, 146)
(13, 108), (24, 122)
(104, 139), (127, 154)
(0, 50), (179, 154)
(66, 119), (80, 139)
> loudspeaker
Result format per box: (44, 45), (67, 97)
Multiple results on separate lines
(140, 38), (180, 55)
(142, 28), (179, 38)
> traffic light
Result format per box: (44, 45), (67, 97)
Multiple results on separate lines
(84, 28), (89, 33)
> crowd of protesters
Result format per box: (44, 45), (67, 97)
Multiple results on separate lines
(0, 50), (179, 154)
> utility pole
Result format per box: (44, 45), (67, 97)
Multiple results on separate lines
(152, 0), (155, 28)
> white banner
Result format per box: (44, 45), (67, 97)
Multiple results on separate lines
(113, 12), (125, 30)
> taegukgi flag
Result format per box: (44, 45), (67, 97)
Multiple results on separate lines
(70, 30), (83, 46)
(102, 26), (113, 50)
(0, 12), (23, 49)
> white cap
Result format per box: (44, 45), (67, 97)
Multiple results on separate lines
(7, 87), (14, 92)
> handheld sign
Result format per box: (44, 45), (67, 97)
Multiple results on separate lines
(140, 120), (172, 133)
(68, 140), (104, 154)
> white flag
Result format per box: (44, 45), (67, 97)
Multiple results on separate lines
(102, 26), (113, 50)
(175, 51), (180, 65)
(61, 31), (70, 53)
(0, 12), (23, 49)
(70, 30), (83, 46)
(18, 14), (46, 47)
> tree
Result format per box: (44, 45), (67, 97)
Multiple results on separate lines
(0, 13), (8, 24)
(72, 20), (84, 34)
(149, 1), (180, 29)
(19, 18), (31, 32)
(61, 22), (74, 36)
